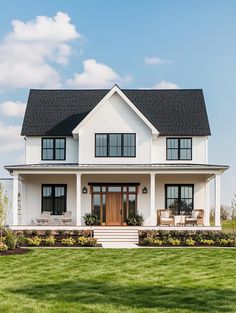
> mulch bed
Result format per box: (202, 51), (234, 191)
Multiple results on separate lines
(0, 247), (31, 256)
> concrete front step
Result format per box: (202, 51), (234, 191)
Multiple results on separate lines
(94, 228), (139, 244)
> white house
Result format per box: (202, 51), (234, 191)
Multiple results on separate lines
(5, 85), (228, 229)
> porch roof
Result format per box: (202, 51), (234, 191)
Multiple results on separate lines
(5, 163), (229, 174)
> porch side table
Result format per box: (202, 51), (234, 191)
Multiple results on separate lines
(174, 215), (186, 226)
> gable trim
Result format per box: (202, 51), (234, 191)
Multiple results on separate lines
(72, 85), (159, 136)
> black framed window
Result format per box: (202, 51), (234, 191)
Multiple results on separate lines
(165, 184), (194, 215)
(166, 138), (192, 160)
(95, 133), (136, 157)
(42, 138), (66, 160)
(42, 184), (67, 215)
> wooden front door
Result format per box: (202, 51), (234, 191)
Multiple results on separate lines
(106, 193), (122, 225)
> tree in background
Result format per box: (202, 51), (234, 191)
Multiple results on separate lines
(0, 183), (8, 244)
(231, 194), (236, 220)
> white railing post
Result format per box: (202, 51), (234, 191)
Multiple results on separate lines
(204, 179), (210, 226)
(150, 173), (156, 226)
(76, 173), (82, 226)
(214, 173), (221, 227)
(13, 174), (19, 225)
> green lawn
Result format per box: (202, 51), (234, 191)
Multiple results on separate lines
(0, 249), (236, 313)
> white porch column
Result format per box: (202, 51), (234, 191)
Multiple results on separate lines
(76, 173), (82, 226)
(204, 179), (210, 226)
(12, 174), (19, 226)
(150, 173), (156, 226)
(214, 173), (221, 227)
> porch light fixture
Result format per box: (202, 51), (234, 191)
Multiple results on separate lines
(142, 187), (148, 194)
(82, 186), (88, 194)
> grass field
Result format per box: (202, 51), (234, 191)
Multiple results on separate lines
(0, 248), (235, 313)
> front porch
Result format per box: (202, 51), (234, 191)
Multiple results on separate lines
(7, 163), (227, 229)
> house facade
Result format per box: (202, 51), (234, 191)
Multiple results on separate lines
(5, 85), (228, 228)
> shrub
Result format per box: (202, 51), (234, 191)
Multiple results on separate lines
(83, 213), (100, 226)
(218, 238), (235, 246)
(44, 236), (56, 246)
(126, 211), (144, 226)
(23, 230), (32, 236)
(31, 230), (39, 236)
(45, 230), (52, 237)
(0, 243), (8, 252)
(142, 237), (154, 246)
(200, 239), (215, 245)
(5, 230), (16, 250)
(77, 236), (97, 246)
(185, 238), (195, 246)
(57, 230), (66, 236)
(153, 239), (163, 246)
(85, 237), (97, 246)
(168, 238), (181, 246)
(26, 236), (42, 246)
(16, 234), (26, 246)
(61, 237), (76, 246)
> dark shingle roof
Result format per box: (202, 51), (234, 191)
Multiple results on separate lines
(21, 88), (211, 136)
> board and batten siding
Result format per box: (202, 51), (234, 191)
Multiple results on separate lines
(78, 93), (152, 164)
(152, 136), (208, 164)
(25, 136), (78, 164)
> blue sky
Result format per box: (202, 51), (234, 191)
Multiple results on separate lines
(0, 0), (235, 205)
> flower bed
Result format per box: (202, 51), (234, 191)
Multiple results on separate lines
(14, 229), (99, 248)
(139, 230), (236, 247)
(0, 229), (99, 255)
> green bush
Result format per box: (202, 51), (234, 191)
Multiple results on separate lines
(126, 212), (144, 226)
(61, 237), (76, 246)
(44, 236), (56, 246)
(168, 238), (181, 246)
(83, 214), (100, 226)
(45, 230), (52, 237)
(153, 239), (163, 246)
(78, 236), (97, 246)
(0, 243), (8, 252)
(200, 239), (215, 245)
(16, 233), (26, 246)
(185, 238), (195, 246)
(26, 236), (42, 246)
(57, 230), (66, 236)
(218, 238), (235, 246)
(5, 230), (16, 250)
(143, 237), (154, 246)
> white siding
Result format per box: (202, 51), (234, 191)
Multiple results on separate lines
(78, 93), (152, 164)
(25, 136), (78, 164)
(23, 174), (77, 225)
(152, 136), (208, 164)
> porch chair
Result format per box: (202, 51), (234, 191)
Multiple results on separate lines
(61, 211), (72, 226)
(185, 209), (204, 226)
(36, 212), (51, 225)
(157, 209), (174, 226)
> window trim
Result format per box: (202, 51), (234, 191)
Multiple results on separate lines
(41, 184), (67, 215)
(166, 137), (192, 161)
(41, 138), (66, 161)
(95, 133), (136, 158)
(165, 184), (194, 214)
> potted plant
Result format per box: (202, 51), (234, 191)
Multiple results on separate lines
(83, 213), (100, 226)
(126, 209), (144, 226)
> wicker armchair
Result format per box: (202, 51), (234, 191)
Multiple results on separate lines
(157, 209), (174, 226)
(185, 209), (204, 226)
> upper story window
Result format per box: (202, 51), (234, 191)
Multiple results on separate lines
(95, 133), (136, 157)
(42, 138), (66, 160)
(166, 138), (192, 160)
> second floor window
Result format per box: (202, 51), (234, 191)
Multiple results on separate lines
(166, 138), (192, 160)
(95, 133), (136, 157)
(42, 138), (66, 160)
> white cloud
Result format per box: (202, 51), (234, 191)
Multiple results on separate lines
(67, 59), (130, 88)
(153, 80), (179, 89)
(0, 123), (23, 152)
(0, 12), (80, 90)
(144, 56), (172, 65)
(1, 101), (26, 117)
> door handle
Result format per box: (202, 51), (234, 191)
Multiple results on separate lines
(120, 209), (122, 215)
